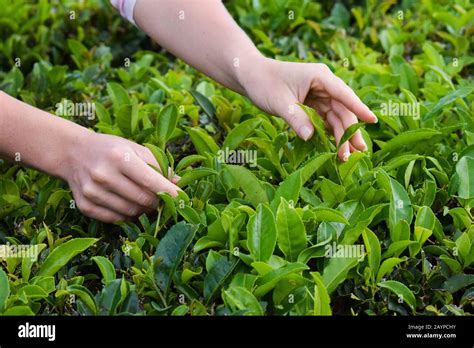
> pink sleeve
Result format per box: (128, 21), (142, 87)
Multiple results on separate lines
(110, 0), (137, 26)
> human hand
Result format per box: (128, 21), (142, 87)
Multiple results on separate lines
(239, 57), (378, 161)
(62, 132), (180, 223)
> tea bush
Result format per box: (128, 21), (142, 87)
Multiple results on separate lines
(0, 0), (473, 316)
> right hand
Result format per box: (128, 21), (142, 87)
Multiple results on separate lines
(62, 132), (180, 223)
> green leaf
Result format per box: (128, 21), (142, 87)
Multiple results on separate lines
(247, 204), (277, 262)
(423, 42), (445, 68)
(175, 155), (207, 173)
(187, 127), (219, 156)
(414, 206), (436, 245)
(389, 55), (418, 94)
(177, 168), (217, 188)
(156, 104), (178, 148)
(3, 306), (34, 316)
(276, 198), (307, 262)
(382, 240), (417, 259)
(0, 268), (10, 312)
(191, 90), (215, 118)
(154, 222), (197, 294)
(312, 207), (349, 224)
(311, 272), (332, 315)
(38, 238), (98, 277)
(299, 152), (334, 184)
(223, 118), (262, 150)
(203, 256), (237, 303)
(378, 280), (416, 310)
(254, 262), (309, 297)
(98, 279), (124, 315)
(378, 170), (413, 232)
(362, 228), (381, 281)
(144, 143), (169, 178)
(107, 82), (130, 115)
(423, 87), (473, 121)
(116, 103), (138, 137)
(297, 103), (332, 151)
(374, 129), (441, 163)
(455, 233), (472, 266)
(21, 244), (46, 282)
(225, 165), (268, 207)
(337, 123), (365, 150)
(271, 170), (302, 211)
(376, 257), (404, 283)
(92, 256), (116, 285)
(442, 274), (474, 293)
(322, 256), (359, 294)
(223, 287), (263, 315)
(455, 155), (474, 199)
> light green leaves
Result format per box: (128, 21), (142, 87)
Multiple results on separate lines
(337, 123), (365, 151)
(276, 198), (307, 262)
(254, 262), (308, 297)
(374, 129), (441, 163)
(362, 228), (381, 281)
(177, 168), (217, 187)
(377, 170), (413, 233)
(322, 256), (359, 294)
(247, 204), (277, 262)
(154, 222), (197, 295)
(311, 272), (332, 315)
(271, 170), (302, 211)
(92, 256), (116, 285)
(0, 269), (10, 312)
(453, 154), (474, 199)
(107, 82), (130, 115)
(422, 86), (473, 121)
(376, 258), (404, 283)
(389, 55), (418, 94)
(223, 287), (263, 315)
(223, 118), (262, 150)
(455, 233), (473, 267)
(378, 280), (416, 311)
(187, 127), (219, 156)
(38, 238), (98, 277)
(224, 165), (268, 207)
(156, 104), (178, 148)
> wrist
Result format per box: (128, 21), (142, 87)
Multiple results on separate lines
(234, 52), (273, 96)
(52, 122), (93, 181)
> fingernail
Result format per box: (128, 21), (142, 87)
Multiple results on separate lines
(343, 152), (350, 162)
(299, 125), (313, 141)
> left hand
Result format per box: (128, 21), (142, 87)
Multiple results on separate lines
(239, 57), (378, 161)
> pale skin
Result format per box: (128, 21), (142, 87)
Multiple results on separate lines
(0, 0), (377, 223)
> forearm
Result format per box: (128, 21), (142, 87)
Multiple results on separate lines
(0, 91), (90, 180)
(134, 0), (264, 95)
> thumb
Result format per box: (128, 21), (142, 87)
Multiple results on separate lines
(278, 100), (314, 141)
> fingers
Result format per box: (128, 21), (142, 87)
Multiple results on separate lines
(320, 68), (377, 123)
(75, 195), (127, 224)
(171, 174), (181, 184)
(82, 181), (147, 218)
(326, 111), (350, 161)
(119, 151), (180, 197)
(331, 100), (367, 151)
(280, 100), (314, 141)
(105, 174), (158, 208)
